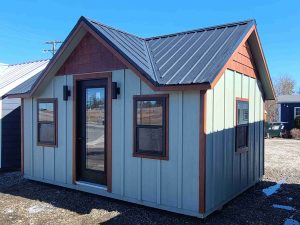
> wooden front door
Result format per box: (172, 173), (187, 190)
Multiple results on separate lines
(76, 78), (107, 185)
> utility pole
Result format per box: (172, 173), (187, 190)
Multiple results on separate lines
(43, 40), (63, 56)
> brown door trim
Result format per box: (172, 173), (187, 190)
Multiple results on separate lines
(73, 72), (112, 192)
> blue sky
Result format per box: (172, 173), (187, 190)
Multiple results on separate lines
(0, 0), (299, 89)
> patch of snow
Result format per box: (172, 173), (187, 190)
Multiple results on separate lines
(4, 208), (14, 214)
(273, 204), (296, 211)
(28, 205), (45, 214)
(284, 218), (300, 225)
(263, 176), (287, 196)
(28, 205), (53, 214)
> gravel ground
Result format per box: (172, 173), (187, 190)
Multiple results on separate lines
(0, 138), (299, 225)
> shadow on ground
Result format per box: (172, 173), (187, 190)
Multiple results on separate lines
(0, 172), (299, 225)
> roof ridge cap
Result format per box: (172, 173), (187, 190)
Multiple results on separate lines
(8, 59), (50, 66)
(84, 17), (145, 40)
(145, 19), (255, 40)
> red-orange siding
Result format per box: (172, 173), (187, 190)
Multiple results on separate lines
(56, 32), (126, 76)
(227, 41), (257, 78)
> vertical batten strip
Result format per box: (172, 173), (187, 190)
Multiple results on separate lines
(258, 85), (260, 177)
(20, 99), (24, 175)
(223, 72), (227, 200)
(177, 92), (183, 209)
(137, 79), (142, 201)
(120, 70), (125, 196)
(31, 98), (34, 177)
(211, 88), (215, 207)
(156, 160), (161, 204)
(199, 90), (207, 213)
(53, 77), (56, 182)
(232, 73), (235, 189)
(64, 75), (68, 183)
(253, 82), (257, 180)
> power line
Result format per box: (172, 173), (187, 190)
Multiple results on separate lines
(43, 40), (63, 56)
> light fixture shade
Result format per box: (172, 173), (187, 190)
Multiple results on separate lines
(112, 82), (120, 99)
(63, 85), (71, 101)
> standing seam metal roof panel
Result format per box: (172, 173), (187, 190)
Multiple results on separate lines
(146, 21), (255, 85)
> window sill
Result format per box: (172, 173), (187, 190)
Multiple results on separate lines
(37, 143), (57, 148)
(133, 152), (169, 160)
(236, 147), (249, 153)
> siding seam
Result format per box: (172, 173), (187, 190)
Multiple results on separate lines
(31, 98), (34, 177)
(65, 75), (68, 183)
(231, 72), (235, 195)
(54, 77), (56, 182)
(137, 78), (142, 201)
(121, 70), (125, 196)
(177, 92), (183, 209)
(223, 72), (226, 202)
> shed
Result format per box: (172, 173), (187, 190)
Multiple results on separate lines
(277, 95), (300, 130)
(7, 17), (275, 218)
(0, 60), (48, 170)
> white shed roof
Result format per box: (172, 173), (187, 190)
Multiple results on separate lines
(0, 60), (49, 98)
(277, 95), (300, 103)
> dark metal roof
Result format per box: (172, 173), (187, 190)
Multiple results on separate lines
(87, 18), (157, 82)
(85, 17), (255, 85)
(7, 17), (262, 97)
(277, 95), (300, 103)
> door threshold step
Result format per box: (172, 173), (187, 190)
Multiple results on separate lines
(76, 181), (107, 190)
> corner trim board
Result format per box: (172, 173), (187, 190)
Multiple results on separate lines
(21, 99), (24, 175)
(199, 90), (207, 213)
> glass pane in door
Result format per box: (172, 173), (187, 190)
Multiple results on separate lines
(85, 87), (105, 171)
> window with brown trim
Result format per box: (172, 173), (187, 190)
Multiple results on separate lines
(236, 99), (249, 152)
(133, 95), (169, 160)
(37, 99), (57, 146)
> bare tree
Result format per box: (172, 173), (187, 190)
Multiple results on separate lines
(275, 75), (296, 96)
(265, 75), (296, 122)
(265, 100), (278, 122)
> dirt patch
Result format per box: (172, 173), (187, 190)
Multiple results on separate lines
(0, 138), (299, 224)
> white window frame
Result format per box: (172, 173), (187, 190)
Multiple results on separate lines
(294, 107), (300, 119)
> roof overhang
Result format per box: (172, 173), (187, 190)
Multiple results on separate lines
(247, 27), (275, 100)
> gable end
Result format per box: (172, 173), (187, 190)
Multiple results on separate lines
(56, 32), (127, 76)
(227, 41), (258, 79)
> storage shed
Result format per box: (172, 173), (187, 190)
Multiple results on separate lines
(277, 95), (300, 130)
(7, 17), (275, 218)
(0, 60), (48, 170)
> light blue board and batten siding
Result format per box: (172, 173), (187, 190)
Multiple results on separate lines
(111, 69), (200, 212)
(23, 69), (201, 217)
(205, 69), (264, 215)
(25, 76), (69, 184)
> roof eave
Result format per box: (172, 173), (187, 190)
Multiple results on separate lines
(249, 27), (275, 100)
(5, 92), (31, 99)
